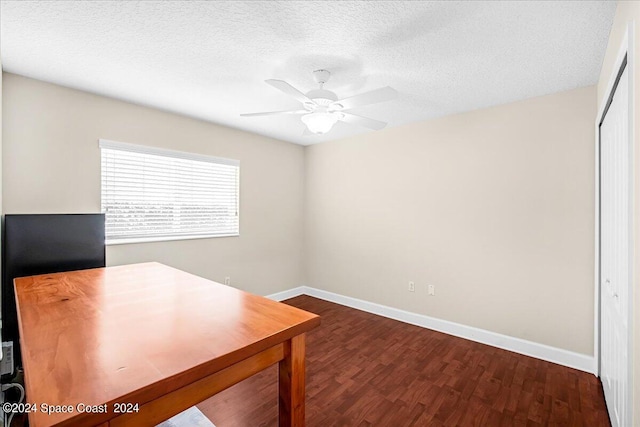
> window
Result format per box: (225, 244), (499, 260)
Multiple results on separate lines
(100, 139), (239, 244)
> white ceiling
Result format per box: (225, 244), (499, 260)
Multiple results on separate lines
(0, 1), (616, 145)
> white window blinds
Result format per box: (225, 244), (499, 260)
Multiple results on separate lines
(100, 140), (239, 244)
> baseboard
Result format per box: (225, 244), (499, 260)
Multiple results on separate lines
(265, 286), (306, 302)
(266, 286), (595, 374)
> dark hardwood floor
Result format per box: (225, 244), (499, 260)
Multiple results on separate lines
(197, 295), (610, 426)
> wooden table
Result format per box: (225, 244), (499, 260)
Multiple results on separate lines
(14, 262), (320, 427)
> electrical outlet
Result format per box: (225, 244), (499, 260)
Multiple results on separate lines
(408, 281), (415, 292)
(224, 277), (231, 286)
(428, 285), (435, 296)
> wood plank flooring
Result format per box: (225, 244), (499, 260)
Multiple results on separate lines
(197, 295), (610, 426)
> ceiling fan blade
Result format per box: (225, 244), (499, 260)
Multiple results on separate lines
(266, 79), (314, 105)
(339, 112), (387, 130)
(240, 109), (307, 117)
(332, 86), (397, 110)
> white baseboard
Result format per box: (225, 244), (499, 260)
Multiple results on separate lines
(265, 286), (306, 302)
(266, 286), (595, 374)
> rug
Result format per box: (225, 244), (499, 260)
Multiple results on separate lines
(156, 406), (215, 427)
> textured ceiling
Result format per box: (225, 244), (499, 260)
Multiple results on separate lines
(0, 1), (616, 145)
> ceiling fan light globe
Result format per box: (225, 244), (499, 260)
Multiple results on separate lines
(301, 112), (338, 134)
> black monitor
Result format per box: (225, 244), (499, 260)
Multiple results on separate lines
(2, 214), (106, 370)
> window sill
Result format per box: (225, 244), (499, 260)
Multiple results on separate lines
(106, 233), (239, 246)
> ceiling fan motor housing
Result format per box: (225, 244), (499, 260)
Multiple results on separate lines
(305, 89), (338, 107)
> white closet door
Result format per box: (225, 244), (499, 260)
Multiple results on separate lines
(599, 65), (630, 427)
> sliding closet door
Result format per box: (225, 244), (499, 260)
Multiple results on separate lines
(599, 64), (631, 427)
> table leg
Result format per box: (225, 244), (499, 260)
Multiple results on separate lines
(279, 334), (306, 427)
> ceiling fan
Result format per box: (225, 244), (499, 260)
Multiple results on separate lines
(241, 70), (397, 135)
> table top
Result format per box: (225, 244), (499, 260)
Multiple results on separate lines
(14, 262), (320, 427)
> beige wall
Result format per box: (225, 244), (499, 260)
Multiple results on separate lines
(596, 2), (640, 425)
(305, 86), (596, 355)
(1, 73), (305, 296)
